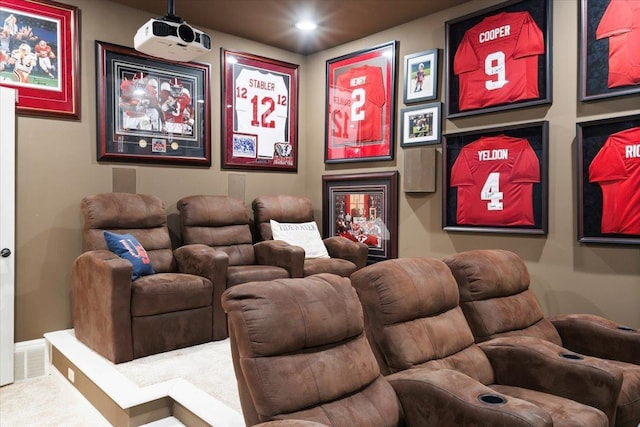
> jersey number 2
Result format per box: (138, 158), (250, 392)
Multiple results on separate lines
(332, 88), (366, 138)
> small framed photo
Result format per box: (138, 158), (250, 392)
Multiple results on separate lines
(579, 0), (640, 101)
(322, 171), (398, 264)
(403, 49), (439, 104)
(444, 0), (552, 118)
(325, 41), (397, 164)
(577, 114), (640, 245)
(0, 0), (80, 119)
(443, 121), (548, 234)
(221, 49), (299, 172)
(400, 102), (442, 147)
(95, 41), (211, 166)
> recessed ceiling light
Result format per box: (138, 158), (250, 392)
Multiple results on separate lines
(296, 20), (317, 31)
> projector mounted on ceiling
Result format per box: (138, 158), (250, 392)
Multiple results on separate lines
(134, 0), (211, 62)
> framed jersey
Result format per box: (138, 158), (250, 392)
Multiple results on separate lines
(579, 0), (640, 101)
(325, 41), (397, 164)
(96, 41), (210, 166)
(443, 121), (548, 235)
(221, 49), (299, 172)
(577, 114), (640, 245)
(444, 0), (552, 119)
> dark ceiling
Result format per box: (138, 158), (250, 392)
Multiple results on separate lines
(109, 0), (470, 55)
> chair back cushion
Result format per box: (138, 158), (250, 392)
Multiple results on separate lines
(443, 249), (562, 345)
(177, 195), (256, 266)
(222, 274), (401, 426)
(81, 193), (175, 273)
(351, 257), (495, 384)
(252, 195), (314, 241)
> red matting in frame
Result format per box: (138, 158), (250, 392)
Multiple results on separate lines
(221, 49), (299, 172)
(0, 0), (80, 119)
(325, 41), (397, 164)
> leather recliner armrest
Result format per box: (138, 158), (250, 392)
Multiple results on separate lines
(71, 250), (135, 363)
(387, 368), (552, 426)
(549, 314), (640, 365)
(254, 240), (305, 278)
(254, 421), (330, 427)
(479, 336), (623, 426)
(323, 236), (368, 269)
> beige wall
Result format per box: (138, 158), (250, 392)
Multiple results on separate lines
(13, 0), (639, 342)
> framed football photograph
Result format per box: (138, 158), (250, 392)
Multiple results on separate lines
(95, 41), (210, 166)
(579, 0), (640, 101)
(322, 171), (398, 264)
(403, 48), (439, 104)
(221, 48), (299, 172)
(0, 0), (80, 119)
(577, 114), (640, 245)
(400, 102), (442, 147)
(325, 41), (397, 164)
(444, 0), (552, 119)
(442, 121), (548, 235)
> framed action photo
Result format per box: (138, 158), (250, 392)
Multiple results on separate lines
(0, 0), (80, 119)
(221, 49), (299, 172)
(325, 41), (397, 164)
(443, 121), (548, 234)
(403, 48), (438, 104)
(444, 0), (552, 119)
(95, 41), (210, 166)
(322, 171), (398, 264)
(577, 114), (640, 245)
(400, 102), (442, 148)
(579, 0), (640, 101)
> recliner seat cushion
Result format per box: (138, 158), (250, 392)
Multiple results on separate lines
(226, 265), (289, 287)
(302, 258), (356, 277)
(131, 272), (213, 316)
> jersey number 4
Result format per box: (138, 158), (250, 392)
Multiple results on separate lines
(481, 172), (504, 211)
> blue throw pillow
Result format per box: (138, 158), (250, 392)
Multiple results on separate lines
(103, 231), (155, 280)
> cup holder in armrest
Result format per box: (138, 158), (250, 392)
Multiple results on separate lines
(478, 393), (507, 405)
(560, 352), (584, 360)
(617, 325), (636, 332)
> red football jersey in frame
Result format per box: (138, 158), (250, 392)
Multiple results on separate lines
(451, 135), (540, 226)
(589, 126), (640, 235)
(595, 0), (640, 89)
(453, 11), (544, 111)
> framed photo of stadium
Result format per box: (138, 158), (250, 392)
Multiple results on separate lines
(444, 0), (552, 119)
(322, 171), (398, 264)
(95, 41), (211, 166)
(221, 49), (299, 172)
(403, 49), (439, 104)
(0, 0), (80, 119)
(325, 41), (397, 164)
(442, 121), (548, 235)
(400, 102), (442, 147)
(579, 0), (640, 102)
(576, 114), (640, 245)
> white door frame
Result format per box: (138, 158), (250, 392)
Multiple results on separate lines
(0, 86), (17, 386)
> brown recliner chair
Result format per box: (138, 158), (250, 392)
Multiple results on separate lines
(443, 249), (640, 427)
(222, 273), (576, 427)
(252, 195), (368, 277)
(351, 257), (625, 427)
(177, 195), (304, 339)
(72, 193), (224, 363)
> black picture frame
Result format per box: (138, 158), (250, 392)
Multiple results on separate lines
(403, 48), (439, 104)
(221, 48), (299, 172)
(325, 41), (397, 164)
(444, 0), (552, 119)
(576, 114), (640, 245)
(322, 171), (398, 264)
(443, 121), (548, 234)
(400, 102), (442, 147)
(96, 41), (211, 166)
(579, 0), (640, 101)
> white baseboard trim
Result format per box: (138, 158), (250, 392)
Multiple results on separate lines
(14, 338), (50, 381)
